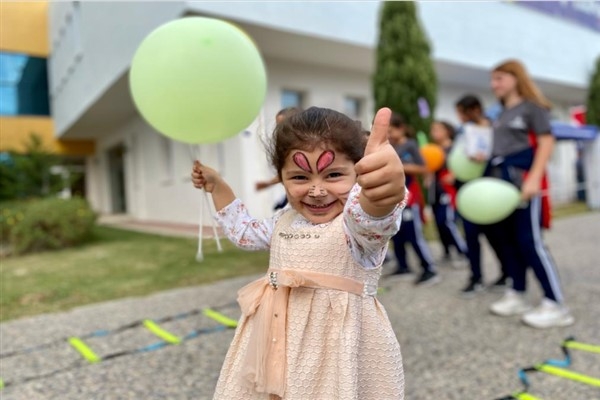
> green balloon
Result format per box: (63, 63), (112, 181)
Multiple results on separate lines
(448, 141), (486, 182)
(457, 178), (521, 224)
(129, 17), (267, 144)
(416, 131), (429, 148)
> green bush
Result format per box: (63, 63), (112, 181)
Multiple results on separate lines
(5, 197), (96, 255)
(0, 200), (27, 243)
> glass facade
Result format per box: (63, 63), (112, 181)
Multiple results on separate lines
(0, 51), (50, 116)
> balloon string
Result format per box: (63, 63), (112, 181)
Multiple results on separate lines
(203, 190), (223, 252)
(188, 144), (223, 261)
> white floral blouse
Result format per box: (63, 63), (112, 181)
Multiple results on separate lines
(215, 184), (407, 269)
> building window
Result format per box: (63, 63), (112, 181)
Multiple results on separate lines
(344, 96), (364, 119)
(0, 52), (50, 116)
(281, 89), (304, 109)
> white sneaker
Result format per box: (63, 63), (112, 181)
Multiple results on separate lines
(522, 298), (575, 329)
(490, 289), (532, 316)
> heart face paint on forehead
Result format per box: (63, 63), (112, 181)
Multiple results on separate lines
(292, 152), (312, 173)
(316, 150), (335, 173)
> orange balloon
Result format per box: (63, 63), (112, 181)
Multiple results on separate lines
(420, 144), (446, 172)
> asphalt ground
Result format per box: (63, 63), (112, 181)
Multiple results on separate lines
(1, 212), (599, 400)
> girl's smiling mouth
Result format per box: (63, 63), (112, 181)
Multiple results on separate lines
(301, 200), (337, 213)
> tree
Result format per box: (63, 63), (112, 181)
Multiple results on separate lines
(586, 56), (600, 126)
(373, 1), (437, 135)
(0, 134), (64, 200)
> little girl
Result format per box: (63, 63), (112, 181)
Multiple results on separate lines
(428, 121), (468, 267)
(387, 112), (437, 286)
(192, 107), (406, 399)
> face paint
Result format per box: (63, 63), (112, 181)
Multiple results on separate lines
(316, 150), (335, 173)
(292, 152), (312, 173)
(308, 185), (327, 198)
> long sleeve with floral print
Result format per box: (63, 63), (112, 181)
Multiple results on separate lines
(214, 184), (407, 269)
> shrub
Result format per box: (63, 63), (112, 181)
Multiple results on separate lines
(0, 200), (27, 243)
(7, 197), (97, 255)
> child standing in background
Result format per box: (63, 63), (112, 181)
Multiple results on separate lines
(192, 107), (406, 398)
(454, 95), (509, 296)
(387, 112), (438, 286)
(428, 120), (468, 268)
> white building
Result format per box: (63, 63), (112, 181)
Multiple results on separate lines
(48, 1), (600, 226)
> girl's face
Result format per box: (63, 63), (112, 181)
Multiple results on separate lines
(456, 106), (469, 123)
(281, 146), (356, 224)
(491, 70), (518, 100)
(387, 126), (405, 145)
(429, 122), (448, 144)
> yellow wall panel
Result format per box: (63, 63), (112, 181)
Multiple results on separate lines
(0, 117), (95, 155)
(0, 1), (49, 56)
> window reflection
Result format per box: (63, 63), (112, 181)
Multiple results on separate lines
(0, 52), (50, 116)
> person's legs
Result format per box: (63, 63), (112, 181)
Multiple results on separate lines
(443, 204), (468, 256)
(405, 204), (439, 286)
(407, 204), (436, 272)
(484, 215), (532, 316)
(391, 226), (410, 273)
(515, 196), (574, 328)
(483, 216), (526, 292)
(459, 218), (486, 296)
(432, 203), (451, 257)
(514, 197), (564, 303)
(462, 219), (481, 281)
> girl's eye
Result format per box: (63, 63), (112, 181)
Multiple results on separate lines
(291, 175), (308, 181)
(328, 172), (343, 178)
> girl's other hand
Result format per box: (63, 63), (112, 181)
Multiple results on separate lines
(520, 175), (541, 200)
(191, 160), (220, 193)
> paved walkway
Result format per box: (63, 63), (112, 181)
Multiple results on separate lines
(1, 213), (599, 400)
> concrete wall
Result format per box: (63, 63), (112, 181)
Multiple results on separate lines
(49, 1), (185, 136)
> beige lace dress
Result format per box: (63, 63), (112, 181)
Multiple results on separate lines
(213, 184), (405, 400)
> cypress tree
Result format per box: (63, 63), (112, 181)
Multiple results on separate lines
(373, 2), (437, 135)
(586, 56), (600, 126)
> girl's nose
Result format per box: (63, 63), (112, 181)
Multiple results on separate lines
(308, 185), (328, 198)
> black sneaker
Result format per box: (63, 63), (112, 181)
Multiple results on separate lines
(415, 270), (441, 286)
(489, 274), (510, 292)
(461, 278), (485, 297)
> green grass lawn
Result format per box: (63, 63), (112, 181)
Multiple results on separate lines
(0, 226), (268, 322)
(0, 201), (592, 322)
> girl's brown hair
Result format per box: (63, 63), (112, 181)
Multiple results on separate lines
(269, 107), (367, 178)
(493, 59), (552, 109)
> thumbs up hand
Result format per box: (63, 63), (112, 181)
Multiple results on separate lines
(355, 107), (406, 217)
